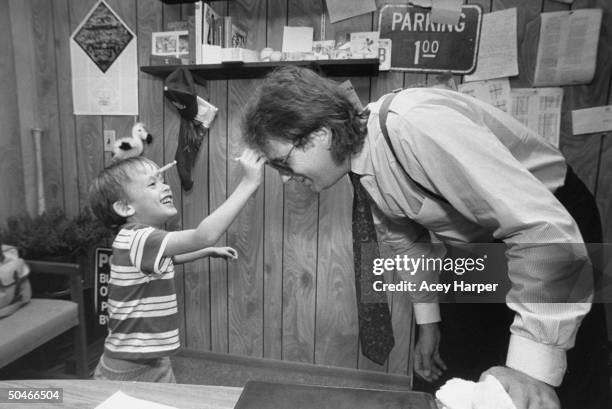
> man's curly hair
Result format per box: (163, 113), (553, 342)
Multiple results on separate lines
(241, 66), (368, 164)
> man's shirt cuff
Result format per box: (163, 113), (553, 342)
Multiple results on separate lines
(506, 334), (567, 386)
(414, 303), (441, 324)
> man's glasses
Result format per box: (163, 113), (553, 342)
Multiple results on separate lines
(266, 143), (298, 175)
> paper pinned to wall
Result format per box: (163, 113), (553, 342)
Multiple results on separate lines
(282, 26), (314, 53)
(325, 0), (376, 23)
(430, 0), (462, 26)
(70, 0), (138, 115)
(464, 8), (518, 82)
(532, 9), (602, 87)
(572, 106), (612, 135)
(458, 78), (511, 113)
(510, 88), (563, 148)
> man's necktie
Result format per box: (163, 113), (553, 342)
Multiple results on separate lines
(349, 172), (395, 365)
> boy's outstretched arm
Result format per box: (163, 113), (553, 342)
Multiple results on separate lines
(173, 246), (237, 264)
(164, 148), (265, 257)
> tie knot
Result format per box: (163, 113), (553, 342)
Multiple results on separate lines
(349, 171), (362, 186)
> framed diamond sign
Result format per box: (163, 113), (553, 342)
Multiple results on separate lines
(70, 0), (138, 115)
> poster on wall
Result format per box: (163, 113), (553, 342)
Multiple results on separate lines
(70, 0), (138, 115)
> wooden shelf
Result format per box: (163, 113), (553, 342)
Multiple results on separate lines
(140, 59), (380, 83)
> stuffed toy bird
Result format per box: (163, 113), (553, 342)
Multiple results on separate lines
(112, 122), (153, 161)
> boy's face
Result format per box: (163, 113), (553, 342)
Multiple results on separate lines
(122, 162), (177, 227)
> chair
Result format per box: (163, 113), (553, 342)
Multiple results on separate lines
(0, 260), (88, 378)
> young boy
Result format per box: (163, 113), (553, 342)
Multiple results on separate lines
(88, 149), (264, 382)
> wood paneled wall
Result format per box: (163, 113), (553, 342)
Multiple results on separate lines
(1, 0), (611, 377)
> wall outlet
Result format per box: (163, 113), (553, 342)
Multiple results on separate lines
(104, 130), (116, 152)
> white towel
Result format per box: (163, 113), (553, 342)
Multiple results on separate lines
(436, 375), (517, 409)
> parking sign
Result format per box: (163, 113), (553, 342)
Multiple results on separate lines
(379, 4), (482, 74)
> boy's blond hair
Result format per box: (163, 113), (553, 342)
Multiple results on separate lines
(89, 157), (158, 229)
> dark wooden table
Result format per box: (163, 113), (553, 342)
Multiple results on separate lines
(0, 379), (242, 408)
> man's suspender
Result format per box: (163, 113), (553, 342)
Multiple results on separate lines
(378, 92), (449, 204)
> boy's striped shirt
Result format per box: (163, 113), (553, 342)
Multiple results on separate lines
(104, 223), (180, 359)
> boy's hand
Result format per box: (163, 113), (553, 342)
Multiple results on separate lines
(236, 148), (265, 186)
(209, 246), (238, 259)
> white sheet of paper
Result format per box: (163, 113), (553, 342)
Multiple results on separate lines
(572, 106), (612, 135)
(95, 391), (177, 409)
(325, 0), (376, 23)
(458, 78), (511, 113)
(282, 26), (314, 53)
(70, 0), (138, 115)
(533, 9), (602, 86)
(464, 8), (518, 82)
(430, 0), (462, 26)
(511, 88), (563, 148)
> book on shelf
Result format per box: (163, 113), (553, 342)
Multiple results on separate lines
(187, 16), (195, 63)
(194, 1), (202, 63)
(223, 16), (247, 48)
(195, 1), (224, 63)
(203, 2), (223, 46)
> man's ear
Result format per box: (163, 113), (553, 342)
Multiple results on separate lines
(312, 127), (332, 148)
(112, 200), (135, 218)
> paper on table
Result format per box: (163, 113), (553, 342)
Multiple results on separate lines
(430, 0), (462, 26)
(572, 106), (612, 135)
(282, 26), (314, 53)
(464, 8), (518, 82)
(325, 0), (376, 23)
(511, 87), (563, 148)
(95, 391), (177, 409)
(532, 9), (602, 87)
(458, 78), (512, 113)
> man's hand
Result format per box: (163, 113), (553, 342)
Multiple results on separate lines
(480, 366), (560, 409)
(209, 246), (238, 259)
(414, 322), (446, 382)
